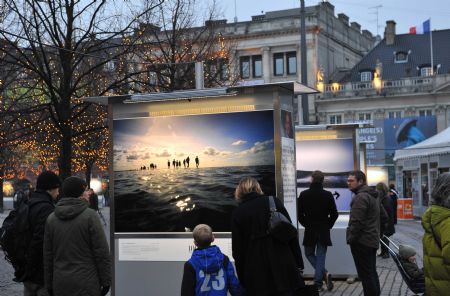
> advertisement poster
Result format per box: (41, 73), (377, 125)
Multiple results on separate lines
(296, 138), (354, 211)
(359, 116), (437, 166)
(113, 110), (275, 232)
(280, 110), (297, 222)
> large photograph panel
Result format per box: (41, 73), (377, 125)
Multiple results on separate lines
(296, 138), (354, 211)
(113, 111), (275, 232)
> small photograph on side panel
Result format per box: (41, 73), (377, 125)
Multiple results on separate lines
(113, 110), (275, 232)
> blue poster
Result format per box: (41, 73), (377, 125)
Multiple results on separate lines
(359, 116), (437, 166)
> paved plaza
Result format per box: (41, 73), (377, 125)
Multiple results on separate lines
(0, 207), (424, 296)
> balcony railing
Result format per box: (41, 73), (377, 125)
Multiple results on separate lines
(320, 74), (450, 99)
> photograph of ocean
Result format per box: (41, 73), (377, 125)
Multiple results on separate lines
(114, 165), (275, 232)
(113, 110), (276, 232)
(296, 138), (355, 211)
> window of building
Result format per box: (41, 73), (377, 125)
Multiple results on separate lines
(329, 114), (342, 124)
(148, 71), (157, 85)
(286, 52), (297, 75)
(358, 113), (371, 121)
(394, 52), (408, 63)
(104, 61), (115, 71)
(220, 59), (229, 80)
(420, 67), (433, 77)
(252, 55), (262, 78)
(240, 56), (250, 79)
(360, 71), (372, 82)
(419, 109), (432, 117)
(388, 111), (402, 118)
(273, 53), (284, 76)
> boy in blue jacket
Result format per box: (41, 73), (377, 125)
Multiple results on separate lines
(181, 224), (245, 296)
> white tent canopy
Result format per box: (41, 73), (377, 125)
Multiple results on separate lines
(394, 126), (450, 161)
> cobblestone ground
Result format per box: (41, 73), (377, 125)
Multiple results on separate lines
(1, 209), (424, 296)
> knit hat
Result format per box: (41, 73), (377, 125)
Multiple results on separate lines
(399, 244), (416, 259)
(62, 177), (87, 198)
(36, 171), (62, 191)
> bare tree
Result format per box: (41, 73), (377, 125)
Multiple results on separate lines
(0, 0), (164, 179)
(129, 0), (238, 93)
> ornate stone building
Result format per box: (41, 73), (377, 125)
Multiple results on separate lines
(223, 2), (375, 123)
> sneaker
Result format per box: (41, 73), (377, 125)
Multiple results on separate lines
(346, 277), (356, 284)
(324, 273), (334, 291)
(316, 285), (325, 292)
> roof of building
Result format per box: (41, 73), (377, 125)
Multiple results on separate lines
(344, 29), (450, 82)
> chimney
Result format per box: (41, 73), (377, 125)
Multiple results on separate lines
(338, 13), (349, 26)
(384, 20), (396, 45)
(350, 22), (361, 32)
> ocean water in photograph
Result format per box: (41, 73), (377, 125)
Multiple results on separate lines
(114, 165), (275, 232)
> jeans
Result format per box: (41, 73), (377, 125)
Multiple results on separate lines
(304, 243), (328, 287)
(350, 243), (380, 296)
(23, 281), (48, 296)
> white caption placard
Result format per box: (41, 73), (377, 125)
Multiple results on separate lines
(118, 238), (233, 262)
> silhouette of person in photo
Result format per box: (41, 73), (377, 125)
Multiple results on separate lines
(195, 156), (199, 168)
(186, 156), (190, 168)
(282, 111), (294, 139)
(173, 159), (176, 168)
(183, 159), (186, 168)
(168, 160), (170, 169)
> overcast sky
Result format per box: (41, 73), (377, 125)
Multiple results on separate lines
(218, 0), (450, 36)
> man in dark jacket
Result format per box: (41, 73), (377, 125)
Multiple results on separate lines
(44, 176), (111, 296)
(24, 171), (61, 296)
(298, 170), (338, 292)
(346, 171), (388, 296)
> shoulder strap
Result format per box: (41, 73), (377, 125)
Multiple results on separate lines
(268, 196), (277, 212)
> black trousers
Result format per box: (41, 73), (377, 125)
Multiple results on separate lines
(350, 243), (380, 296)
(380, 236), (390, 256)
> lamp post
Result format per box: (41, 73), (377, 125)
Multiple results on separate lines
(300, 0), (308, 124)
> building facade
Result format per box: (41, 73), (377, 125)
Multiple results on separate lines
(316, 21), (450, 215)
(223, 2), (375, 123)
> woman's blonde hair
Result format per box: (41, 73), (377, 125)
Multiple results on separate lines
(234, 176), (264, 201)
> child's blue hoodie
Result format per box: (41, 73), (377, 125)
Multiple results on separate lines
(181, 245), (245, 296)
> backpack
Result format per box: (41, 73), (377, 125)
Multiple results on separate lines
(267, 196), (298, 243)
(0, 199), (45, 282)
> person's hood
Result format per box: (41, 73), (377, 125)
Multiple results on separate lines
(240, 191), (262, 204)
(28, 190), (53, 206)
(190, 245), (224, 273)
(355, 185), (378, 198)
(54, 198), (88, 220)
(399, 244), (416, 259)
(422, 205), (450, 233)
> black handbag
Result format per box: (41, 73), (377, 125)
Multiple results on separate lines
(267, 196), (298, 243)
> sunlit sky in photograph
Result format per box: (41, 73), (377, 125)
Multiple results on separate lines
(113, 111), (275, 171)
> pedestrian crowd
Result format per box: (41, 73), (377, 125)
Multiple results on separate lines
(1, 170), (449, 296)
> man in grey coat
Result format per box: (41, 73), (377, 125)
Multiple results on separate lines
(44, 177), (111, 296)
(346, 171), (388, 296)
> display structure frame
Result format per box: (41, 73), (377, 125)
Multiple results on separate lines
(85, 82), (314, 296)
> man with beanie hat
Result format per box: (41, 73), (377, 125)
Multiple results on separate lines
(44, 176), (111, 296)
(399, 244), (424, 280)
(23, 170), (61, 296)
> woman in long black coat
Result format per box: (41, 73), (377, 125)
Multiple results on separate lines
(231, 177), (304, 296)
(377, 182), (396, 258)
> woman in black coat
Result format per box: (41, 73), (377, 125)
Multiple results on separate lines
(377, 182), (396, 258)
(231, 177), (304, 296)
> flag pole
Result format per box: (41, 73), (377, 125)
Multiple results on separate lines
(429, 18), (434, 74)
